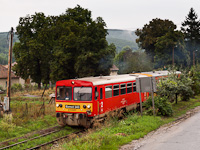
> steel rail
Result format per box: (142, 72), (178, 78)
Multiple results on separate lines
(0, 129), (61, 150)
(26, 130), (85, 150)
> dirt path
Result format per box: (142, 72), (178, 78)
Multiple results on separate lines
(120, 106), (200, 150)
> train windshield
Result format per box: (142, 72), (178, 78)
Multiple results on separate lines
(74, 87), (92, 101)
(57, 86), (72, 100)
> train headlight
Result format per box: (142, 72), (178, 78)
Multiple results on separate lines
(56, 104), (59, 107)
(59, 104), (63, 107)
(87, 105), (91, 109)
(83, 105), (86, 109)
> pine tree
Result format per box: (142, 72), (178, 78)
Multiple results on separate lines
(181, 8), (200, 66)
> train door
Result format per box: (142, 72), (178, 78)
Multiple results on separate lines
(98, 86), (104, 115)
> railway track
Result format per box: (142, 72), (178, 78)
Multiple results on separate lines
(0, 126), (84, 150)
(27, 130), (85, 150)
(0, 126), (63, 150)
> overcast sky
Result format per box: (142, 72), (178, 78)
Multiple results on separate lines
(0, 0), (199, 32)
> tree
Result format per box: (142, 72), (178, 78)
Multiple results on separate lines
(135, 18), (177, 63)
(155, 30), (190, 68)
(181, 8), (200, 66)
(114, 47), (152, 74)
(50, 6), (115, 81)
(13, 13), (54, 88)
(14, 5), (115, 84)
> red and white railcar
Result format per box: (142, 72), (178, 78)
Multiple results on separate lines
(55, 71), (180, 127)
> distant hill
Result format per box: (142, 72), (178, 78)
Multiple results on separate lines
(0, 29), (139, 64)
(107, 29), (138, 53)
(0, 32), (18, 64)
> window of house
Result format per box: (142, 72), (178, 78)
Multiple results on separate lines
(120, 84), (126, 95)
(105, 86), (112, 98)
(113, 84), (119, 96)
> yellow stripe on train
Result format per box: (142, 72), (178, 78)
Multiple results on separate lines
(56, 102), (93, 113)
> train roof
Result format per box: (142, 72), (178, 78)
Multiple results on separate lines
(76, 70), (181, 86)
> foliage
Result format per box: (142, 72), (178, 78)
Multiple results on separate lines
(135, 18), (177, 62)
(157, 70), (193, 102)
(189, 65), (200, 95)
(0, 32), (18, 65)
(144, 96), (173, 116)
(114, 48), (152, 74)
(155, 30), (190, 68)
(0, 85), (3, 91)
(11, 83), (23, 92)
(0, 114), (16, 135)
(13, 5), (115, 84)
(13, 13), (54, 88)
(181, 8), (200, 66)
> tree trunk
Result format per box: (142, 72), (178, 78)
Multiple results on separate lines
(38, 83), (41, 89)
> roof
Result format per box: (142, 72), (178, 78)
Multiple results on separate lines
(76, 70), (181, 86)
(3, 62), (17, 69)
(77, 73), (151, 86)
(110, 64), (119, 71)
(0, 64), (18, 79)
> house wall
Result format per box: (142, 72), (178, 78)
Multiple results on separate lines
(0, 78), (24, 90)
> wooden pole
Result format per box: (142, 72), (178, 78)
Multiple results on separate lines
(6, 27), (14, 112)
(172, 46), (174, 66)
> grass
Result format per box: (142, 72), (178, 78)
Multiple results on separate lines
(3, 126), (77, 150)
(0, 115), (57, 142)
(0, 88), (57, 142)
(58, 95), (200, 150)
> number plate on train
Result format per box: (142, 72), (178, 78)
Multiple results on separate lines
(65, 105), (80, 109)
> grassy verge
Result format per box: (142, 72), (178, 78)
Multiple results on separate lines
(3, 126), (77, 150)
(59, 96), (200, 150)
(0, 115), (57, 142)
(0, 89), (57, 142)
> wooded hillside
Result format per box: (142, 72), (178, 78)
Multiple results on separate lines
(0, 29), (138, 64)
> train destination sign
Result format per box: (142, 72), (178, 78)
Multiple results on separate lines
(65, 105), (80, 109)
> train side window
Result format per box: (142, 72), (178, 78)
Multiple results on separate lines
(133, 82), (136, 92)
(95, 87), (98, 100)
(120, 84), (126, 95)
(113, 84), (119, 96)
(127, 83), (132, 93)
(105, 86), (112, 98)
(100, 88), (103, 99)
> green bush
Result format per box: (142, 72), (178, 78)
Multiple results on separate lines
(157, 69), (193, 102)
(189, 65), (200, 95)
(0, 85), (3, 91)
(144, 96), (173, 116)
(11, 83), (23, 92)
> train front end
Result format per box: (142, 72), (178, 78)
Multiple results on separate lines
(55, 80), (94, 127)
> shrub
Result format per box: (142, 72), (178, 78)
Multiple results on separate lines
(0, 85), (3, 91)
(11, 83), (23, 92)
(0, 114), (16, 134)
(144, 96), (173, 116)
(189, 65), (200, 95)
(157, 69), (193, 102)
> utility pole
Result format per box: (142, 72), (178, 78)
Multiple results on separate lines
(172, 46), (174, 66)
(6, 27), (14, 112)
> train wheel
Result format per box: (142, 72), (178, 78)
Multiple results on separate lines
(56, 113), (66, 127)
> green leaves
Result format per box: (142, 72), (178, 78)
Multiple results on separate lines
(13, 5), (115, 85)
